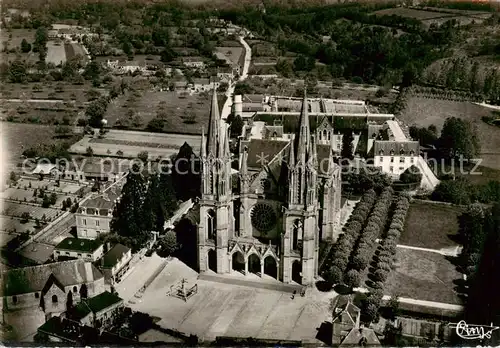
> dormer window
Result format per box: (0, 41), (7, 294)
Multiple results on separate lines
(379, 150), (384, 156)
(390, 150), (395, 156)
(400, 149), (405, 156)
(410, 150), (415, 156)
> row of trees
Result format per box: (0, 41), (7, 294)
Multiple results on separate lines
(431, 177), (500, 205)
(322, 189), (378, 285)
(345, 186), (395, 286)
(343, 168), (392, 196)
(423, 58), (500, 104)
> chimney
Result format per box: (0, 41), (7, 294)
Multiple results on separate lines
(84, 262), (93, 281)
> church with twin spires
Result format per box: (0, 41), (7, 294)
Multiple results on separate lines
(196, 90), (342, 286)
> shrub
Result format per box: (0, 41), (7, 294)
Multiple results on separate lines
(390, 221), (404, 231)
(325, 265), (343, 284)
(377, 261), (391, 271)
(351, 252), (370, 271)
(386, 229), (400, 239)
(373, 268), (389, 282)
(344, 269), (361, 288)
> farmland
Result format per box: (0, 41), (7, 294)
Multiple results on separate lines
(400, 97), (500, 170)
(104, 90), (225, 134)
(69, 129), (201, 159)
(372, 7), (492, 26)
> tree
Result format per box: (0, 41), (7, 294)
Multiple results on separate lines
(229, 115), (244, 138)
(86, 146), (94, 157)
(146, 118), (165, 132)
(42, 194), (51, 208)
(344, 269), (361, 288)
(172, 142), (201, 201)
(55, 125), (72, 138)
(79, 283), (88, 299)
(66, 291), (73, 310)
(86, 97), (108, 128)
(341, 129), (354, 159)
(438, 117), (480, 161)
(20, 38), (31, 53)
(111, 164), (148, 247)
(50, 192), (57, 205)
(9, 60), (27, 83)
(159, 230), (179, 256)
(399, 165), (422, 184)
(138, 151), (149, 163)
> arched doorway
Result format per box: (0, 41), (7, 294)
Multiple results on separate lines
(292, 260), (302, 284)
(207, 249), (217, 272)
(232, 251), (245, 273)
(263, 256), (278, 279)
(247, 254), (260, 275)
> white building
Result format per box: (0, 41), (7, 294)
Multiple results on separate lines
(373, 120), (419, 178)
(53, 238), (104, 262)
(98, 244), (132, 284)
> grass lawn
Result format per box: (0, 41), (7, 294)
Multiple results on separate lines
(382, 248), (464, 305)
(401, 97), (500, 170)
(400, 202), (463, 250)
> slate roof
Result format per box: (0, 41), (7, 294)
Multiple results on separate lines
(254, 114), (370, 132)
(80, 184), (122, 209)
(100, 244), (130, 269)
(1, 260), (103, 297)
(373, 140), (419, 155)
(55, 238), (103, 253)
(70, 291), (123, 320)
(340, 327), (381, 346)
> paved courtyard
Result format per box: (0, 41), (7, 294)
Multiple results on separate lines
(127, 259), (333, 344)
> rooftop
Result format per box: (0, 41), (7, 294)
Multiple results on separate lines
(100, 244), (130, 269)
(1, 260), (103, 297)
(55, 238), (103, 253)
(69, 291), (123, 320)
(386, 120), (407, 141)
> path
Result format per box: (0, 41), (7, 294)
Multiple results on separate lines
(474, 101), (500, 110)
(198, 273), (303, 294)
(395, 243), (462, 257)
(220, 35), (252, 121)
(354, 287), (463, 311)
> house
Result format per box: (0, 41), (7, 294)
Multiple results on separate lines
(373, 120), (419, 179)
(98, 244), (132, 284)
(76, 184), (122, 239)
(183, 57), (205, 69)
(217, 66), (237, 83)
(66, 291), (124, 330)
(0, 260), (105, 319)
(32, 163), (59, 177)
(63, 158), (129, 183)
(37, 316), (136, 344)
(53, 238), (104, 262)
(331, 295), (381, 346)
(190, 77), (220, 93)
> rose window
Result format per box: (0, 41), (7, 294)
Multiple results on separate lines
(251, 203), (277, 233)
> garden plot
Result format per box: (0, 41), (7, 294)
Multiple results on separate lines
(46, 41), (67, 65)
(0, 216), (36, 235)
(0, 232), (18, 248)
(0, 188), (38, 202)
(1, 200), (61, 221)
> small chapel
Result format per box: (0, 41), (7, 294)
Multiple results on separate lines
(196, 90), (343, 286)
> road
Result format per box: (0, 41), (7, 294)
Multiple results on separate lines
(220, 35), (252, 121)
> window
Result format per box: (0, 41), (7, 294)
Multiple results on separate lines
(12, 296), (17, 304)
(66, 252), (70, 255)
(390, 166), (394, 172)
(87, 254), (91, 258)
(35, 292), (39, 299)
(56, 250), (60, 254)
(96, 220), (100, 227)
(399, 166), (405, 171)
(83, 219), (87, 225)
(390, 157), (394, 163)
(379, 157), (383, 162)
(411, 157), (415, 163)
(77, 253), (82, 257)
(73, 286), (77, 293)
(52, 295), (58, 303)
(400, 157), (405, 163)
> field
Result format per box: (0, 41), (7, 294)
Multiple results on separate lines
(400, 97), (500, 170)
(372, 7), (491, 26)
(105, 90), (225, 134)
(0, 29), (87, 64)
(400, 202), (463, 250)
(1, 200), (62, 221)
(215, 46), (244, 66)
(69, 129), (201, 159)
(382, 248), (464, 305)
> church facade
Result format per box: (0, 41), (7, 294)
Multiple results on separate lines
(196, 91), (342, 286)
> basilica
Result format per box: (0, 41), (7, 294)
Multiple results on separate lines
(196, 90), (343, 286)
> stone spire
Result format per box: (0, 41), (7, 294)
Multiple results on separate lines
(207, 89), (220, 156)
(200, 126), (206, 158)
(297, 89), (310, 165)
